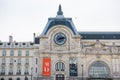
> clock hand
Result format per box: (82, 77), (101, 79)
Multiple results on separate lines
(57, 37), (65, 42)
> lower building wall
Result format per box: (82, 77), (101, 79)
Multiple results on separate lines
(0, 76), (31, 80)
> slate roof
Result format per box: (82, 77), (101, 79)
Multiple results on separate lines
(40, 5), (120, 41)
(42, 5), (78, 35)
(79, 32), (120, 39)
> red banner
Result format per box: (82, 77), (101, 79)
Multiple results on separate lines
(42, 58), (51, 76)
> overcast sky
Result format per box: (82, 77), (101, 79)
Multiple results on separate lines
(0, 0), (120, 42)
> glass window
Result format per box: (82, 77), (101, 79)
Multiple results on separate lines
(2, 59), (6, 64)
(11, 43), (14, 47)
(55, 62), (65, 71)
(9, 67), (13, 73)
(25, 59), (29, 64)
(10, 59), (14, 64)
(25, 67), (29, 74)
(88, 61), (110, 78)
(36, 58), (37, 64)
(18, 51), (22, 56)
(56, 74), (65, 80)
(19, 43), (22, 47)
(26, 43), (29, 47)
(18, 59), (21, 64)
(17, 78), (20, 80)
(26, 51), (29, 56)
(2, 67), (5, 73)
(4, 43), (7, 47)
(10, 50), (14, 56)
(2, 50), (6, 56)
(36, 68), (37, 73)
(17, 67), (21, 74)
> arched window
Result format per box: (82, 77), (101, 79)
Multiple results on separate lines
(10, 59), (14, 65)
(36, 58), (37, 64)
(55, 62), (65, 71)
(18, 59), (21, 65)
(2, 59), (6, 65)
(25, 59), (29, 65)
(18, 51), (21, 56)
(26, 51), (29, 56)
(1, 78), (4, 80)
(9, 67), (13, 75)
(56, 74), (65, 80)
(1, 67), (5, 75)
(24, 67), (29, 75)
(2, 50), (6, 56)
(17, 67), (21, 75)
(8, 78), (12, 80)
(88, 61), (110, 78)
(10, 50), (14, 56)
(17, 78), (20, 80)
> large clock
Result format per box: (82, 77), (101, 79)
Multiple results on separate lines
(54, 33), (66, 45)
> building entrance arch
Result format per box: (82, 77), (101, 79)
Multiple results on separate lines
(56, 74), (65, 80)
(8, 78), (12, 80)
(1, 78), (4, 80)
(88, 61), (111, 79)
(17, 78), (20, 80)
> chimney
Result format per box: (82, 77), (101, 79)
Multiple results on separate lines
(33, 33), (36, 43)
(9, 36), (13, 43)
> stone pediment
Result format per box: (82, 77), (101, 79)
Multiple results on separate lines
(82, 40), (120, 54)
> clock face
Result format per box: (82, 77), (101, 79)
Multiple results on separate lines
(54, 33), (66, 45)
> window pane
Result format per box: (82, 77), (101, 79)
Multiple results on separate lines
(10, 59), (13, 63)
(10, 51), (14, 56)
(2, 50), (6, 56)
(55, 62), (65, 71)
(18, 51), (21, 56)
(26, 51), (29, 56)
(88, 61), (109, 78)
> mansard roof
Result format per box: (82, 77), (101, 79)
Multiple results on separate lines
(41, 5), (120, 40)
(79, 32), (120, 39)
(42, 5), (78, 35)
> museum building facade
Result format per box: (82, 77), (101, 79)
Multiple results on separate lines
(33, 5), (120, 80)
(0, 5), (120, 80)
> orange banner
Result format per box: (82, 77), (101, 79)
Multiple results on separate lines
(42, 58), (51, 76)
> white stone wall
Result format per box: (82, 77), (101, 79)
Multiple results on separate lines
(33, 25), (120, 80)
(0, 42), (33, 80)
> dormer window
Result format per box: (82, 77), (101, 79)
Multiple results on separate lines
(11, 43), (14, 47)
(19, 43), (22, 48)
(4, 43), (6, 47)
(26, 43), (29, 47)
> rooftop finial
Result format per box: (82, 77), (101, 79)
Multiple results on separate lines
(57, 4), (63, 15)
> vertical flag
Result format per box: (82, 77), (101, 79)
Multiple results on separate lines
(42, 58), (51, 76)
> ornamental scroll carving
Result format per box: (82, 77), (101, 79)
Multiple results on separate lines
(82, 40), (120, 54)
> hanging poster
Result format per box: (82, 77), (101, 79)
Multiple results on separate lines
(42, 58), (51, 76)
(69, 57), (78, 76)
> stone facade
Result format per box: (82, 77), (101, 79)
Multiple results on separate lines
(33, 5), (120, 80)
(0, 5), (120, 80)
(0, 37), (34, 80)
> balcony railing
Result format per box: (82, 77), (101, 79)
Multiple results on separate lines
(24, 72), (29, 75)
(1, 72), (5, 75)
(25, 63), (29, 65)
(17, 63), (21, 65)
(16, 72), (21, 75)
(9, 72), (13, 75)
(2, 63), (5, 65)
(10, 63), (13, 65)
